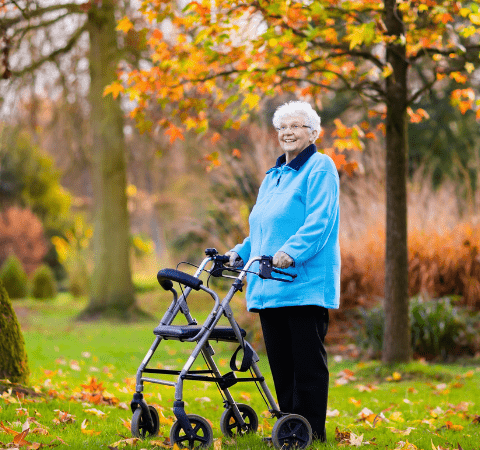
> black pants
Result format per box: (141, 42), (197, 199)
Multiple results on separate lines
(259, 305), (329, 442)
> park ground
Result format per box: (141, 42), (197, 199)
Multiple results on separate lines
(1, 285), (480, 450)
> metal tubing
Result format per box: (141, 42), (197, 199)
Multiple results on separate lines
(250, 360), (281, 414)
(141, 377), (176, 387)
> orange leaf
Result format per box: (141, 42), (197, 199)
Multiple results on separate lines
(13, 429), (30, 446)
(210, 132), (221, 144)
(165, 124), (185, 144)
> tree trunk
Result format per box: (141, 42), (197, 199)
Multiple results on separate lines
(81, 0), (137, 319)
(382, 0), (412, 363)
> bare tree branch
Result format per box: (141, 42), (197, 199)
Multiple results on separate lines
(11, 11), (72, 39)
(12, 22), (87, 77)
(1, 2), (86, 29)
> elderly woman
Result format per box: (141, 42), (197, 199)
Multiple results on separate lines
(226, 100), (340, 443)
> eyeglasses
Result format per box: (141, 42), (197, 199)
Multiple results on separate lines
(276, 124), (311, 133)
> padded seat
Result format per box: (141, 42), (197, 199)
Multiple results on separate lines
(153, 325), (246, 342)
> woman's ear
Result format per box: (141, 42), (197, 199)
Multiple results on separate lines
(310, 129), (319, 143)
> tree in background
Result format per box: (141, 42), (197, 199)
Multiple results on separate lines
(1, 0), (139, 318)
(117, 0), (480, 362)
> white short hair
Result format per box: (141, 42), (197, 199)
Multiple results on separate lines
(272, 101), (321, 134)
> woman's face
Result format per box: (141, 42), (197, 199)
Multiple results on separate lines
(277, 114), (317, 157)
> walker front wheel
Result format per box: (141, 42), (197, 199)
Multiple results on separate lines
(170, 414), (213, 449)
(131, 405), (160, 439)
(220, 403), (258, 437)
(271, 414), (312, 449)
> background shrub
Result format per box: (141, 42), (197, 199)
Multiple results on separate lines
(31, 264), (57, 299)
(359, 297), (480, 360)
(0, 254), (28, 299)
(0, 207), (48, 274)
(67, 261), (89, 297)
(0, 279), (29, 384)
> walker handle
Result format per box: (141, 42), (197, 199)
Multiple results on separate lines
(259, 256), (296, 282)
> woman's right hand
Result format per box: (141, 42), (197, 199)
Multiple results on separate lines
(225, 251), (244, 267)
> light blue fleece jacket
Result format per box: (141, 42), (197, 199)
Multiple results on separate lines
(231, 144), (340, 312)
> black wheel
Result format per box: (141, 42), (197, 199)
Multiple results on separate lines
(131, 405), (160, 439)
(271, 414), (312, 449)
(220, 403), (259, 437)
(170, 414), (213, 449)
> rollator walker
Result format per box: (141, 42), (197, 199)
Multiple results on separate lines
(130, 248), (313, 449)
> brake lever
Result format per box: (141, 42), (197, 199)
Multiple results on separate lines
(258, 256), (296, 282)
(210, 254), (230, 277)
(272, 267), (297, 279)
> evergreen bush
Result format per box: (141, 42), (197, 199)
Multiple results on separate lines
(31, 264), (57, 299)
(0, 279), (29, 384)
(0, 254), (28, 299)
(68, 261), (89, 298)
(359, 297), (480, 360)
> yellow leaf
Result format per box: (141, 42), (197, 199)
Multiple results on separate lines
(116, 16), (134, 34)
(469, 13), (480, 25)
(81, 419), (101, 436)
(389, 411), (404, 422)
(465, 62), (475, 74)
(242, 93), (260, 110)
(103, 82), (124, 100)
(382, 63), (393, 78)
(214, 438), (223, 450)
(349, 397), (361, 407)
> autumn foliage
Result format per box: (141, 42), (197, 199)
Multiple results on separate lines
(340, 222), (480, 311)
(0, 207), (48, 275)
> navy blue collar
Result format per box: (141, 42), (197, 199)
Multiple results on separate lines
(271, 144), (317, 172)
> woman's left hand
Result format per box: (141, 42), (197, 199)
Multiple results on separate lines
(273, 251), (294, 269)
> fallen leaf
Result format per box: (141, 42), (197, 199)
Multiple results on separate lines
(240, 392), (251, 402)
(350, 433), (364, 446)
(84, 408), (107, 417)
(388, 427), (415, 435)
(13, 429), (31, 446)
(81, 418), (101, 436)
(349, 397), (361, 407)
(108, 437), (141, 449)
(214, 438), (222, 450)
(390, 411), (404, 423)
(0, 420), (19, 435)
(150, 438), (171, 448)
(445, 421), (463, 431)
(335, 427), (351, 443)
(53, 410), (75, 424)
(326, 409), (340, 417)
(387, 372), (402, 382)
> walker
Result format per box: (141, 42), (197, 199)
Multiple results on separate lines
(130, 248), (313, 449)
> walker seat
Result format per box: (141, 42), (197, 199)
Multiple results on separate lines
(153, 324), (246, 342)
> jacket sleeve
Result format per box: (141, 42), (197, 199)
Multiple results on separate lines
(279, 169), (339, 265)
(231, 235), (251, 265)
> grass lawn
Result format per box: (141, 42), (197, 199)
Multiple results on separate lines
(2, 288), (480, 449)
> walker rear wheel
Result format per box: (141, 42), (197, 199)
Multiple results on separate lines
(271, 414), (312, 449)
(170, 414), (213, 449)
(220, 403), (258, 437)
(131, 405), (160, 439)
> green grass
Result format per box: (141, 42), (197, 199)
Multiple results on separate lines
(2, 291), (480, 449)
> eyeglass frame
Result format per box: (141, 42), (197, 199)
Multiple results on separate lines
(275, 124), (312, 133)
